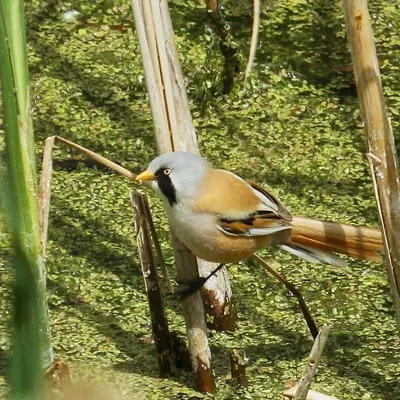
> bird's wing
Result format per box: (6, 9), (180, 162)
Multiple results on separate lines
(193, 168), (292, 237)
(248, 180), (293, 221)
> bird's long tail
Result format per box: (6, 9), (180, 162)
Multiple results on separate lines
(281, 216), (383, 266)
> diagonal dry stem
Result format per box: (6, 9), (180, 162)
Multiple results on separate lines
(38, 135), (139, 260)
(38, 135), (174, 290)
(53, 135), (137, 180)
(294, 326), (331, 400)
(252, 254), (319, 339)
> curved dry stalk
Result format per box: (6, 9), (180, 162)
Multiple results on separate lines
(252, 254), (319, 339)
(244, 0), (260, 87)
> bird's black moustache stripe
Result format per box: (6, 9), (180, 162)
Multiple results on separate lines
(155, 168), (177, 206)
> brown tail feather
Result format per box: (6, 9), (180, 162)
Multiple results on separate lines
(289, 217), (384, 263)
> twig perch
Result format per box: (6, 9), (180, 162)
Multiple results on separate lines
(131, 0), (221, 391)
(38, 138), (176, 374)
(199, 260), (236, 331)
(54, 136), (136, 180)
(343, 0), (400, 330)
(38, 135), (139, 260)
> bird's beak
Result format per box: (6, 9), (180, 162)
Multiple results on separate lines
(136, 170), (156, 182)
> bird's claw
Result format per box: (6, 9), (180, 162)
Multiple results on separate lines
(175, 277), (208, 299)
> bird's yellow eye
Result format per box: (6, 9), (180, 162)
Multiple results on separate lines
(163, 168), (171, 175)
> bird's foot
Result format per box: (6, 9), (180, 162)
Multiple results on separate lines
(175, 277), (208, 299)
(174, 264), (225, 300)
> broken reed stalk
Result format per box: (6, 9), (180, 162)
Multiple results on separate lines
(157, 0), (236, 334)
(132, 0), (215, 392)
(200, 261), (236, 331)
(131, 0), (215, 392)
(294, 326), (331, 400)
(131, 191), (174, 377)
(39, 137), (177, 376)
(252, 254), (319, 339)
(230, 349), (246, 386)
(343, 0), (400, 330)
(132, 0), (238, 391)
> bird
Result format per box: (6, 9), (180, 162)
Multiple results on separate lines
(136, 152), (383, 289)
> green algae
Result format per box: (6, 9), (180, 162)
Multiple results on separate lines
(1, 0), (400, 398)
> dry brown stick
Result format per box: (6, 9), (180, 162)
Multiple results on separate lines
(159, 0), (230, 322)
(294, 326), (331, 400)
(131, 191), (174, 377)
(252, 254), (319, 339)
(206, 0), (229, 38)
(54, 135), (136, 180)
(38, 135), (139, 255)
(159, 0), (199, 150)
(38, 136), (176, 373)
(39, 135), (137, 257)
(343, 0), (400, 329)
(149, 0), (179, 144)
(141, 0), (164, 110)
(230, 349), (246, 386)
(205, 0), (240, 93)
(143, 198), (174, 293)
(170, 236), (215, 392)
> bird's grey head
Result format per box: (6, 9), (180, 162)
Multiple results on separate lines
(137, 152), (209, 206)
